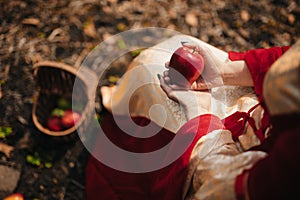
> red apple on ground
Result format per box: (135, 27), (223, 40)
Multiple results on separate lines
(4, 193), (24, 200)
(61, 109), (81, 128)
(47, 116), (62, 131)
(168, 44), (204, 87)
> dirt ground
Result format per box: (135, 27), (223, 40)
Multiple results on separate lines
(0, 0), (299, 199)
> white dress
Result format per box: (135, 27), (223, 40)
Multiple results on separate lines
(101, 34), (267, 199)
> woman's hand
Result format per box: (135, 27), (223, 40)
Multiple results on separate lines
(164, 43), (224, 90)
(164, 43), (254, 90)
(158, 74), (211, 121)
(186, 43), (254, 88)
(187, 43), (225, 90)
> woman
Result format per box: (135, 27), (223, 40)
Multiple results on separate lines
(85, 34), (298, 200)
(160, 41), (299, 200)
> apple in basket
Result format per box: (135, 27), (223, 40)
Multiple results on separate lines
(46, 97), (82, 131)
(47, 116), (62, 131)
(61, 109), (81, 129)
(168, 43), (204, 87)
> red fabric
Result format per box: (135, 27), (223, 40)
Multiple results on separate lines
(230, 45), (300, 200)
(235, 170), (248, 200)
(85, 113), (224, 200)
(228, 47), (290, 154)
(228, 47), (290, 147)
(247, 114), (300, 200)
(222, 103), (265, 142)
(228, 46), (290, 102)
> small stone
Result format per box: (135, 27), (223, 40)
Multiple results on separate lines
(52, 178), (58, 184)
(0, 165), (21, 192)
(39, 185), (45, 191)
(68, 162), (75, 168)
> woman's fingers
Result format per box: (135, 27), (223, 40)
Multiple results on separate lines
(163, 70), (169, 77)
(162, 70), (190, 90)
(191, 76), (207, 90)
(165, 61), (170, 68)
(162, 70), (171, 84)
(158, 74), (176, 100)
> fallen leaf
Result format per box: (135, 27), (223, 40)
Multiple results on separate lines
(103, 6), (113, 14)
(288, 14), (295, 24)
(185, 12), (198, 27)
(0, 84), (2, 99)
(117, 38), (127, 49)
(83, 18), (97, 39)
(131, 49), (143, 57)
(26, 153), (41, 166)
(238, 27), (250, 38)
(47, 28), (64, 41)
(108, 75), (120, 83)
(16, 132), (31, 149)
(240, 10), (250, 22)
(0, 142), (14, 158)
(102, 32), (113, 41)
(168, 8), (177, 19)
(0, 126), (12, 138)
(117, 23), (127, 31)
(22, 18), (40, 26)
(17, 116), (28, 125)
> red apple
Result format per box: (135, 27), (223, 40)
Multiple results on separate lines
(4, 193), (24, 200)
(47, 116), (62, 131)
(61, 110), (81, 128)
(168, 44), (204, 87)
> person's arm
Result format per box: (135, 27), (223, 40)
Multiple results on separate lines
(188, 45), (290, 97)
(222, 60), (253, 87)
(227, 46), (290, 101)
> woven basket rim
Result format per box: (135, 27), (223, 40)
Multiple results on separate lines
(32, 60), (98, 137)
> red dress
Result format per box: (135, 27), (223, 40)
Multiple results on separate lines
(85, 113), (224, 200)
(85, 46), (296, 200)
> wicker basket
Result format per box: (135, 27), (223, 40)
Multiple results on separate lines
(32, 61), (98, 137)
